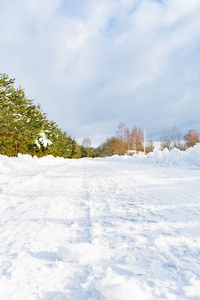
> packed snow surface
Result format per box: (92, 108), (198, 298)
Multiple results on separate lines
(0, 145), (200, 299)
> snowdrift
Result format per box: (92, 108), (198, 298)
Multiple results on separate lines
(102, 143), (200, 168)
(0, 144), (199, 168)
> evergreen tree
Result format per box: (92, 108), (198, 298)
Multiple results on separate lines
(0, 73), (84, 158)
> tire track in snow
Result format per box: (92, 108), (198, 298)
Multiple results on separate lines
(73, 162), (200, 299)
(58, 160), (107, 299)
(0, 161), (97, 300)
(1, 158), (200, 299)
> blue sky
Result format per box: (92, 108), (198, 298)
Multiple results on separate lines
(0, 0), (200, 146)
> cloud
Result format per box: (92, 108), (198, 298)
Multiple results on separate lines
(0, 0), (200, 146)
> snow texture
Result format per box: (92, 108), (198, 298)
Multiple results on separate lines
(0, 145), (200, 299)
(35, 131), (53, 148)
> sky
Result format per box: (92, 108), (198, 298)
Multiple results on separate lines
(0, 0), (200, 147)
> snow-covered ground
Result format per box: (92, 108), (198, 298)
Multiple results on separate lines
(0, 146), (200, 300)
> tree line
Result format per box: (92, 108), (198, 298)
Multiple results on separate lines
(1, 73), (199, 158)
(0, 73), (95, 158)
(160, 125), (200, 150)
(98, 122), (200, 157)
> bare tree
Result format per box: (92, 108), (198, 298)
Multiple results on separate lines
(146, 139), (154, 153)
(98, 136), (126, 156)
(160, 127), (171, 150)
(117, 122), (126, 143)
(82, 137), (91, 148)
(125, 127), (131, 150)
(184, 130), (200, 148)
(131, 126), (143, 152)
(170, 125), (182, 149)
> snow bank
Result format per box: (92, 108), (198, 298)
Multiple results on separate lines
(102, 144), (200, 168)
(0, 144), (199, 169)
(0, 154), (68, 175)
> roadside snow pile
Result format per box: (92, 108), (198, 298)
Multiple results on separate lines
(144, 144), (200, 167)
(105, 144), (200, 168)
(0, 154), (67, 175)
(0, 144), (199, 169)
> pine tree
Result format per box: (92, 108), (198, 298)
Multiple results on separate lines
(0, 73), (83, 158)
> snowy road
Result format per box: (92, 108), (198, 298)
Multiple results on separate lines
(0, 155), (200, 299)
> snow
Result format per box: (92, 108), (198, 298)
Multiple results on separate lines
(0, 145), (200, 299)
(101, 143), (200, 168)
(36, 131), (52, 148)
(57, 244), (103, 265)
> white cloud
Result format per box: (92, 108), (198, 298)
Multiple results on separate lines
(0, 0), (200, 146)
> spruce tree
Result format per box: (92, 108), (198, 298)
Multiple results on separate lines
(0, 73), (85, 158)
